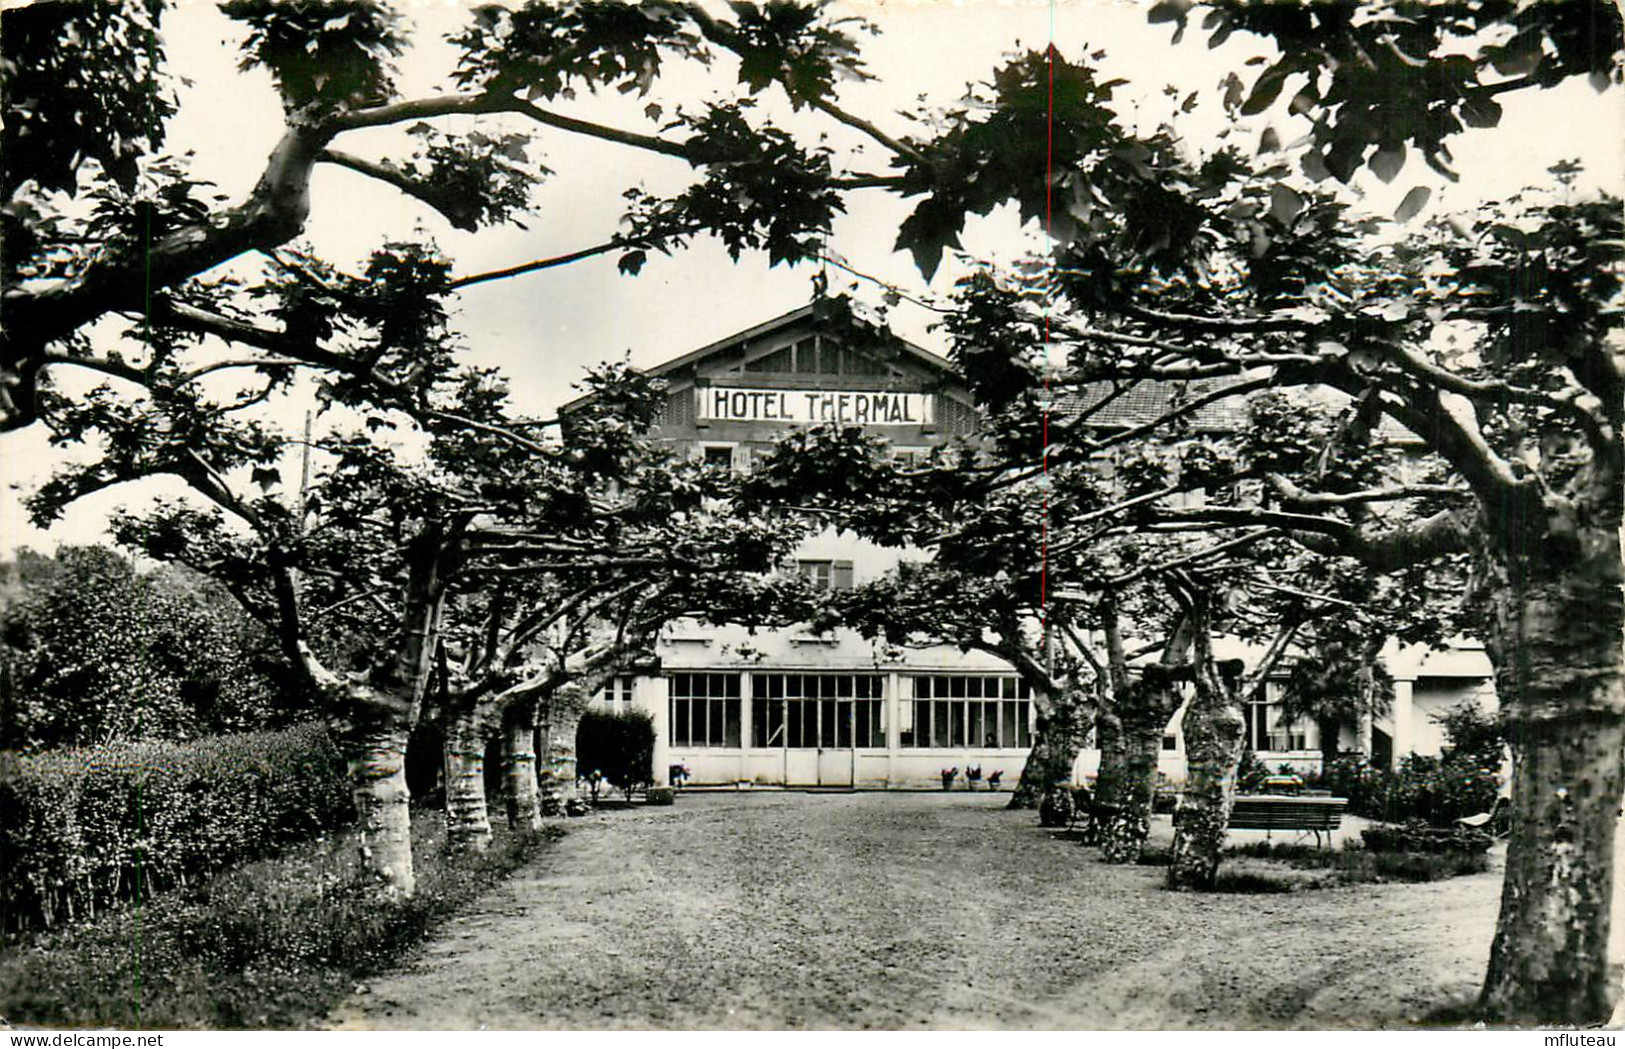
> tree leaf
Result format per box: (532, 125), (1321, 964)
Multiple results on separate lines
(1239, 67), (1289, 116)
(1394, 185), (1432, 223)
(1147, 0), (1192, 26)
(1269, 183), (1305, 225)
(1459, 95), (1502, 129)
(1369, 144), (1406, 183)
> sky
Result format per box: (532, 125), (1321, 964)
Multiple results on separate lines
(3, 0), (1622, 554)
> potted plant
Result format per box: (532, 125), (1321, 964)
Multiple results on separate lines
(940, 767), (958, 791)
(965, 765), (983, 791)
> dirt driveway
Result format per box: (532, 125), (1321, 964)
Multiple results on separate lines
(327, 791), (1504, 1030)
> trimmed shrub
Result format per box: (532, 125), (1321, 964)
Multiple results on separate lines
(1361, 818), (1494, 855)
(576, 710), (655, 800)
(0, 814), (555, 1028)
(1311, 753), (1500, 826)
(0, 722), (352, 934)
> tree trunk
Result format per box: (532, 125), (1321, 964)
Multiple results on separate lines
(1476, 548), (1625, 1025)
(1099, 722), (1163, 864)
(443, 700), (493, 853)
(1094, 708), (1126, 805)
(502, 699), (542, 833)
(1169, 670), (1246, 891)
(540, 684), (589, 814)
(1008, 685), (1092, 810)
(336, 703), (415, 896)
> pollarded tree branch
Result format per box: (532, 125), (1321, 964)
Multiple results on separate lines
(1264, 473), (1471, 508)
(451, 240), (631, 289)
(1378, 341), (1611, 452)
(1105, 527), (1279, 589)
(151, 296), (562, 458)
(327, 93), (500, 132)
(319, 149), (481, 232)
(37, 352), (150, 387)
(1148, 505), (1357, 537)
(1283, 505), (1475, 573)
(1122, 302), (1312, 335)
(811, 97), (928, 166)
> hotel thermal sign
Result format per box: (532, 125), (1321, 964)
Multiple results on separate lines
(699, 387), (934, 426)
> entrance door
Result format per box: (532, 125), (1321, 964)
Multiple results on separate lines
(815, 698), (855, 788)
(765, 679), (871, 787)
(784, 749), (819, 786)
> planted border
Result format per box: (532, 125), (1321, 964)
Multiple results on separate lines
(0, 722), (352, 934)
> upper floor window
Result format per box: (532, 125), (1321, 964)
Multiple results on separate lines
(595, 675), (635, 709)
(701, 444), (736, 471)
(797, 559), (853, 590)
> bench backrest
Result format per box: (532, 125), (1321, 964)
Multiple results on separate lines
(1227, 795), (1347, 831)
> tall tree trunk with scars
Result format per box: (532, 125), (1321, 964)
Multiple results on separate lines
(1097, 607), (1194, 865)
(1167, 662), (1247, 890)
(332, 689), (417, 896)
(1168, 592), (1296, 891)
(298, 522), (454, 895)
(1009, 681), (1093, 810)
(539, 681), (594, 813)
(1476, 525), (1625, 1025)
(1093, 706), (1126, 808)
(442, 690), (493, 853)
(502, 697), (543, 832)
(1099, 684), (1180, 864)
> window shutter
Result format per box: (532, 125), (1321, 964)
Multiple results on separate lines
(833, 561), (854, 590)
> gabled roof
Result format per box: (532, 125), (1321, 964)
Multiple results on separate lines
(559, 298), (959, 415)
(642, 299), (955, 379)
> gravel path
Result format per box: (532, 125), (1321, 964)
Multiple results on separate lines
(327, 791), (1505, 1030)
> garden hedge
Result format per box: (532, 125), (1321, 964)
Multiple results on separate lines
(576, 710), (655, 800)
(0, 722), (353, 934)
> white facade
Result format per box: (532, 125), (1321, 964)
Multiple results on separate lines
(578, 303), (1498, 788)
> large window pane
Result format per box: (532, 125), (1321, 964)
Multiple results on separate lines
(673, 698), (689, 747)
(668, 673), (742, 748)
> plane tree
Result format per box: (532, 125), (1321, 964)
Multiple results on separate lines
(930, 134), (1622, 1022)
(0, 0), (921, 432)
(21, 233), (808, 888)
(7, 0), (1620, 1021)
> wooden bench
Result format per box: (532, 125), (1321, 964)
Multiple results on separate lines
(1227, 794), (1348, 848)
